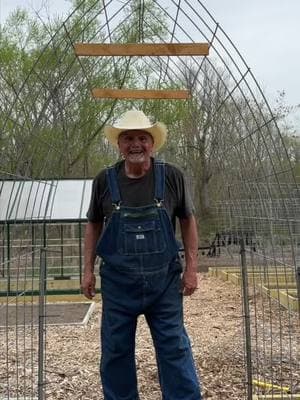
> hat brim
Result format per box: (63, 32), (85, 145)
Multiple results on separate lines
(104, 122), (167, 151)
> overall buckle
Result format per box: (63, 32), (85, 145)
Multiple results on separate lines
(154, 199), (163, 208)
(112, 202), (121, 210)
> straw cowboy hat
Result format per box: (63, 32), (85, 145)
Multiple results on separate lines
(104, 110), (167, 151)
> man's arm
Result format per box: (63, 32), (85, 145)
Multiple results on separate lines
(82, 221), (103, 299)
(179, 215), (199, 296)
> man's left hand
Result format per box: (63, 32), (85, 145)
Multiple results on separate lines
(181, 269), (198, 296)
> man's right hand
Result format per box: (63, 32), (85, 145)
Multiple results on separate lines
(81, 270), (96, 299)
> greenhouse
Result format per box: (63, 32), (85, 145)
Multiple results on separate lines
(0, 179), (92, 293)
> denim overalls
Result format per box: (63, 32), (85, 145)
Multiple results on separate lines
(96, 160), (201, 400)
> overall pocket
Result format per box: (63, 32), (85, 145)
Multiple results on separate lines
(118, 219), (166, 255)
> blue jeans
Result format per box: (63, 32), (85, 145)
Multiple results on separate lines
(100, 259), (201, 400)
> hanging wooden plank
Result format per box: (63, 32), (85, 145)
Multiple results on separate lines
(74, 43), (209, 56)
(91, 88), (191, 99)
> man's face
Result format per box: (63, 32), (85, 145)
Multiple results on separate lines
(118, 130), (154, 164)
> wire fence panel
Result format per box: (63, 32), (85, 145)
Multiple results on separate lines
(0, 240), (44, 400)
(212, 180), (300, 398)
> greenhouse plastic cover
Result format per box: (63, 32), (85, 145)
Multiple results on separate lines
(0, 179), (93, 223)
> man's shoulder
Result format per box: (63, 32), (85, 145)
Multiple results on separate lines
(94, 161), (123, 182)
(163, 161), (185, 179)
(93, 168), (106, 188)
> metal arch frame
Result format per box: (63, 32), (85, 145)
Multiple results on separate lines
(0, 0), (298, 316)
(0, 1), (299, 400)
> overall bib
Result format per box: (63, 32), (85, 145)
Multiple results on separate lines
(96, 160), (201, 400)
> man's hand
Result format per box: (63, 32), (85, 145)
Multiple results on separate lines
(81, 270), (96, 299)
(181, 269), (198, 296)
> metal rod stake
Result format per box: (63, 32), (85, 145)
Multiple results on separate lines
(38, 247), (47, 400)
(240, 237), (253, 400)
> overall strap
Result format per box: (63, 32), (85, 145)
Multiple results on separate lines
(106, 165), (121, 207)
(154, 159), (165, 203)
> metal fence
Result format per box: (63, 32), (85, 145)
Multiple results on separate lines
(0, 223), (85, 285)
(210, 183), (300, 399)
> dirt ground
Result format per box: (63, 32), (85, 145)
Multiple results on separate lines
(1, 270), (299, 399)
(42, 273), (247, 399)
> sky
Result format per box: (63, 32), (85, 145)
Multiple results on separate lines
(0, 0), (299, 130)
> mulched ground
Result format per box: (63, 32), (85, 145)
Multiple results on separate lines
(42, 273), (248, 399)
(1, 271), (299, 399)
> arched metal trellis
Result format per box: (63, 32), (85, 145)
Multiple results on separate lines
(0, 1), (299, 399)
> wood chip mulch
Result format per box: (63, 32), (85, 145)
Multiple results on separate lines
(1, 272), (299, 399)
(44, 273), (247, 399)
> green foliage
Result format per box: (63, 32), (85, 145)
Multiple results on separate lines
(0, 1), (298, 243)
(115, 0), (168, 43)
(0, 0), (174, 178)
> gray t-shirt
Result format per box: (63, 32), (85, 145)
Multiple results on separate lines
(87, 158), (194, 228)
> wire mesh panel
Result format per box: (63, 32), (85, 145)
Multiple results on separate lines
(0, 243), (46, 400)
(211, 180), (300, 398)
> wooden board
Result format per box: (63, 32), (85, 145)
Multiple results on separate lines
(91, 88), (190, 99)
(0, 302), (95, 326)
(74, 42), (209, 56)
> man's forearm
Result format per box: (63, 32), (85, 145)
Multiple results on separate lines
(179, 215), (199, 295)
(82, 221), (102, 299)
(179, 215), (198, 271)
(84, 222), (103, 273)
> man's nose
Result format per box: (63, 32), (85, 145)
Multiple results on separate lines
(131, 138), (142, 146)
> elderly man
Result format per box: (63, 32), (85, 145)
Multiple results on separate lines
(82, 109), (201, 400)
